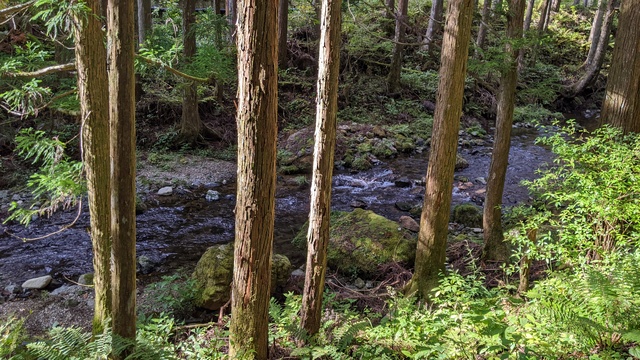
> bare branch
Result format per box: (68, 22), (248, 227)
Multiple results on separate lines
(2, 62), (76, 78)
(0, 0), (36, 23)
(136, 55), (212, 83)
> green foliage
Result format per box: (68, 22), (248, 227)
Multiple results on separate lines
(513, 104), (563, 124)
(5, 128), (84, 226)
(523, 123), (640, 264)
(31, 0), (90, 40)
(139, 273), (198, 319)
(517, 62), (562, 105)
(0, 317), (28, 359)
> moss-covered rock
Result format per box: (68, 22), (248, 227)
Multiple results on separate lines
(293, 209), (417, 277)
(192, 244), (292, 310)
(455, 154), (469, 170)
(452, 203), (483, 228)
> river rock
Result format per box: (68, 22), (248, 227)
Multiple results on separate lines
(4, 283), (21, 294)
(157, 186), (173, 196)
(77, 273), (94, 286)
(293, 209), (417, 278)
(452, 203), (483, 228)
(349, 199), (368, 209)
(205, 190), (221, 202)
(11, 194), (21, 201)
(0, 190), (8, 201)
(394, 177), (412, 188)
(395, 201), (413, 212)
(192, 244), (293, 310)
(399, 216), (420, 232)
(22, 275), (52, 290)
(474, 177), (487, 185)
(455, 154), (469, 170)
(137, 255), (156, 274)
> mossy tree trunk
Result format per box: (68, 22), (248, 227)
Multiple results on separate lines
(422, 0), (444, 53)
(585, 0), (607, 67)
(387, 0), (408, 93)
(602, 0), (640, 133)
(229, 0), (278, 357)
(72, 0), (111, 335)
(300, 0), (342, 337)
(107, 0), (137, 350)
(180, 0), (202, 144)
(482, 0), (526, 263)
(405, 0), (474, 299)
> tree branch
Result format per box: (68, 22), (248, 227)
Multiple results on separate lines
(2, 62), (76, 78)
(0, 0), (36, 23)
(136, 55), (212, 83)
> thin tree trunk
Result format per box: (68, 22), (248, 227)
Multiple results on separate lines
(523, 0), (535, 31)
(229, 0), (278, 357)
(387, 0), (408, 93)
(542, 0), (552, 31)
(278, 0), (289, 68)
(107, 0), (137, 349)
(530, 0), (550, 66)
(551, 0), (560, 11)
(482, 0), (526, 263)
(423, 0), (444, 52)
(405, 0), (475, 299)
(180, 0), (202, 143)
(300, 0), (342, 337)
(226, 0), (237, 40)
(476, 0), (492, 57)
(565, 0), (614, 97)
(73, 0), (111, 335)
(585, 0), (607, 66)
(517, 228), (537, 294)
(137, 0), (151, 45)
(602, 0), (640, 133)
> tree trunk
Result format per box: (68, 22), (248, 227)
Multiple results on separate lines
(405, 0), (474, 299)
(523, 0), (535, 31)
(180, 0), (202, 144)
(530, 0), (550, 66)
(387, 0), (408, 92)
(107, 0), (137, 349)
(229, 0), (278, 357)
(137, 0), (152, 45)
(278, 0), (289, 68)
(386, 0), (395, 19)
(73, 0), (111, 335)
(565, 0), (614, 97)
(300, 0), (342, 337)
(542, 0), (552, 31)
(585, 0), (607, 67)
(602, 1), (640, 133)
(482, 0), (526, 263)
(475, 0), (492, 57)
(517, 228), (537, 294)
(551, 0), (560, 11)
(423, 0), (444, 52)
(227, 0), (237, 40)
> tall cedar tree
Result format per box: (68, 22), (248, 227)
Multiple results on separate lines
(300, 0), (342, 336)
(229, 0), (278, 357)
(107, 0), (137, 347)
(482, 0), (526, 262)
(180, 0), (202, 143)
(476, 0), (491, 55)
(72, 0), (111, 334)
(601, 1), (640, 133)
(405, 0), (475, 298)
(387, 0), (408, 92)
(137, 0), (152, 45)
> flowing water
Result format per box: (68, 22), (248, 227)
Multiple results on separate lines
(0, 126), (555, 287)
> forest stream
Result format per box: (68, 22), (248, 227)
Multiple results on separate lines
(0, 123), (559, 289)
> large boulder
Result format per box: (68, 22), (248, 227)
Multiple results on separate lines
(192, 244), (293, 310)
(293, 209), (417, 277)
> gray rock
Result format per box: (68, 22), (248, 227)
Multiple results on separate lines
(474, 177), (487, 185)
(395, 201), (413, 212)
(354, 278), (365, 289)
(77, 273), (94, 286)
(349, 199), (368, 209)
(11, 194), (21, 201)
(4, 283), (21, 294)
(399, 216), (420, 232)
(157, 186), (173, 196)
(51, 285), (80, 296)
(291, 269), (305, 278)
(394, 177), (412, 188)
(205, 190), (221, 202)
(137, 255), (156, 274)
(0, 190), (9, 200)
(22, 275), (52, 290)
(472, 228), (483, 233)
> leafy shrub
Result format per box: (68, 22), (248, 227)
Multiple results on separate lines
(513, 104), (563, 124)
(523, 123), (640, 264)
(139, 273), (198, 319)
